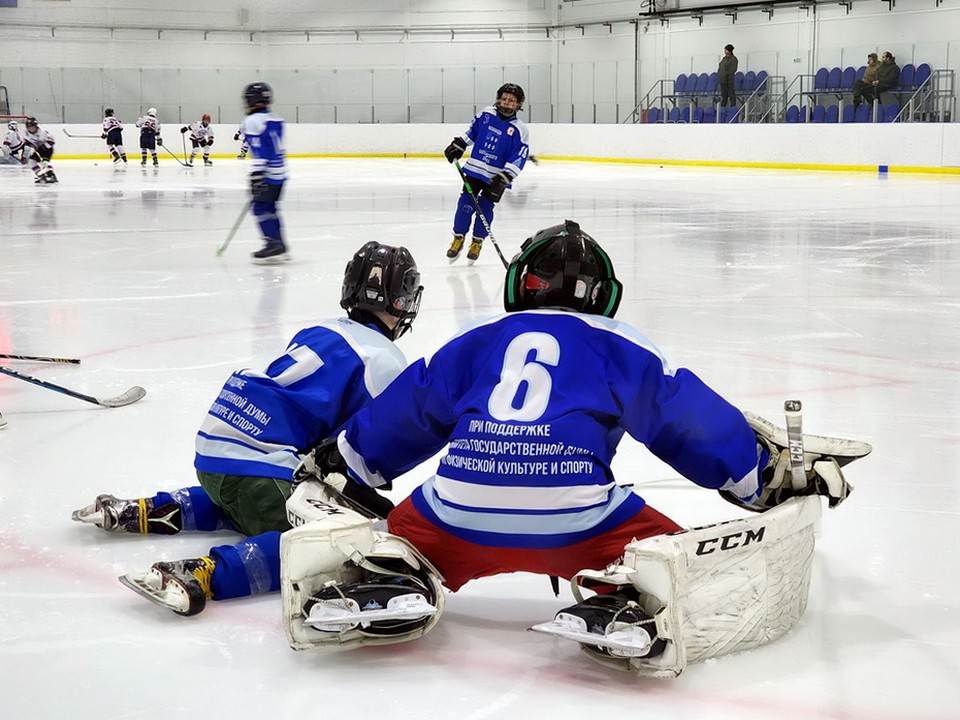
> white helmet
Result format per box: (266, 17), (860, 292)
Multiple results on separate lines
(7, 120), (17, 131)
(148, 108), (157, 116)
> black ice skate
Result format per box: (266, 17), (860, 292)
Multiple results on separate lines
(530, 593), (664, 659)
(203, 158), (213, 166)
(71, 493), (182, 535)
(252, 242), (290, 265)
(119, 557), (215, 616)
(303, 579), (438, 636)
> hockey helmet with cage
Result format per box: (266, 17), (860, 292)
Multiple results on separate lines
(105, 108), (114, 117)
(341, 242), (423, 341)
(243, 82), (273, 113)
(496, 83), (525, 116)
(503, 220), (622, 318)
(7, 120), (17, 131)
(148, 108), (157, 116)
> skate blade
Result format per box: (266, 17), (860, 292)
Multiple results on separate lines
(305, 593), (437, 631)
(529, 614), (653, 658)
(252, 254), (291, 266)
(118, 571), (192, 615)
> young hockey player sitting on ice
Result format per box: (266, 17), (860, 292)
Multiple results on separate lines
(71, 241), (423, 616)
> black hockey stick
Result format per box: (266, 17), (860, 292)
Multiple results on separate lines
(454, 161), (509, 269)
(0, 353), (81, 364)
(216, 201), (252, 256)
(158, 140), (190, 167)
(62, 129), (102, 139)
(0, 366), (146, 408)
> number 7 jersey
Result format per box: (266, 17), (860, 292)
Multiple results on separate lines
(338, 309), (763, 549)
(194, 318), (407, 481)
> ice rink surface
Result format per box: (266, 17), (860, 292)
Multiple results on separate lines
(1, 156), (959, 719)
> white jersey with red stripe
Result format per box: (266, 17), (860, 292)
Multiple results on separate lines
(23, 126), (55, 151)
(102, 116), (123, 133)
(136, 115), (161, 135)
(185, 121), (214, 143)
(2, 128), (25, 155)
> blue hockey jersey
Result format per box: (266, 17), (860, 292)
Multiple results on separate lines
(195, 318), (406, 480)
(242, 108), (286, 183)
(338, 309), (765, 549)
(457, 106), (529, 184)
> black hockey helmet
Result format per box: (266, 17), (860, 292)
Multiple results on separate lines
(496, 83), (525, 116)
(25, 117), (38, 129)
(105, 108), (114, 117)
(503, 220), (622, 318)
(341, 241), (423, 340)
(243, 82), (273, 113)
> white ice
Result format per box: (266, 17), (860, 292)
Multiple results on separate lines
(1, 157), (959, 719)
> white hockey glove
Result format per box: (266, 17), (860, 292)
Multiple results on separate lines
(293, 438), (395, 520)
(719, 411), (872, 513)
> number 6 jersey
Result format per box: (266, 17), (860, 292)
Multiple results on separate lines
(194, 318), (407, 480)
(337, 309), (764, 549)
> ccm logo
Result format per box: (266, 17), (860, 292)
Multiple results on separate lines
(695, 527), (765, 555)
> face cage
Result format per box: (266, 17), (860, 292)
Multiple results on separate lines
(389, 285), (423, 339)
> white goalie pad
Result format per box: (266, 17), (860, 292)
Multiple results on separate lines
(280, 496), (445, 652)
(568, 496), (822, 678)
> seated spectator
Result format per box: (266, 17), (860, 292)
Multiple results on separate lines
(852, 53), (878, 109)
(862, 51), (901, 107)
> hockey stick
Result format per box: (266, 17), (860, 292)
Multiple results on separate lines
(157, 141), (190, 167)
(62, 129), (102, 139)
(182, 133), (190, 166)
(784, 400), (806, 491)
(216, 201), (252, 257)
(0, 366), (146, 408)
(0, 353), (81, 364)
(453, 160), (509, 269)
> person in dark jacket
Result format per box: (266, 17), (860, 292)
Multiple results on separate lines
(852, 53), (879, 109)
(717, 44), (738, 108)
(868, 51), (901, 105)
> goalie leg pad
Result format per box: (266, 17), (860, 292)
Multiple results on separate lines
(281, 504), (444, 651)
(538, 496), (821, 678)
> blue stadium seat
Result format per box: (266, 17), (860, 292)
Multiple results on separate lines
(840, 66), (857, 90)
(914, 63), (931, 87)
(693, 106), (704, 123)
(703, 106), (716, 123)
(842, 104), (855, 123)
(755, 70), (768, 94)
(743, 70), (757, 92)
(675, 73), (688, 94)
(855, 65), (866, 82)
(694, 73), (709, 95)
(813, 67), (829, 91)
(706, 72), (718, 95)
(734, 71), (744, 92)
(899, 63), (915, 89)
(645, 107), (661, 124)
(854, 103), (870, 123)
(668, 107), (681, 123)
(811, 105), (827, 123)
(826, 105), (839, 123)
(827, 66), (842, 90)
(883, 102), (900, 122)
(680, 106), (690, 123)
(785, 105), (801, 123)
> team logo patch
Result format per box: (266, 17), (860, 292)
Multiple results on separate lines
(507, 127), (514, 136)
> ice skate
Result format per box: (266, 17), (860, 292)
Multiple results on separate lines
(141, 158), (147, 166)
(303, 580), (438, 634)
(466, 238), (483, 265)
(530, 593), (664, 659)
(118, 556), (215, 616)
(71, 493), (182, 535)
(203, 158), (213, 167)
(252, 242), (290, 265)
(446, 234), (465, 262)
(152, 156), (159, 166)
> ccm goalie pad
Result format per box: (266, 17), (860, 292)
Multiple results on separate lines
(281, 480), (445, 651)
(531, 496), (821, 678)
(721, 411), (872, 512)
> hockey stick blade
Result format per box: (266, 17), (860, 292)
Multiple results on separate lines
(62, 129), (102, 139)
(0, 353), (81, 364)
(0, 366), (146, 408)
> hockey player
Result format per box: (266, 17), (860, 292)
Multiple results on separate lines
(233, 123), (249, 159)
(443, 83), (530, 264)
(22, 117), (58, 184)
(241, 82), (289, 263)
(283, 220), (870, 670)
(180, 113), (214, 166)
(135, 108), (162, 166)
(101, 108), (126, 164)
(71, 242), (424, 617)
(2, 120), (27, 165)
